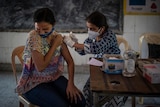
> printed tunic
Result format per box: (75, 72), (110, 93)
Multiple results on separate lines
(77, 29), (120, 57)
(16, 30), (64, 94)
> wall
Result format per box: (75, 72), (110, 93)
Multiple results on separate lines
(0, 15), (160, 65)
(0, 0), (123, 34)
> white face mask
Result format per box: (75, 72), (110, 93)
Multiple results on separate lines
(88, 29), (100, 40)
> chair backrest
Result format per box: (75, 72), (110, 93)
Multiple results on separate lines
(116, 35), (130, 50)
(11, 46), (38, 107)
(139, 33), (160, 58)
(11, 45), (25, 84)
(116, 36), (130, 56)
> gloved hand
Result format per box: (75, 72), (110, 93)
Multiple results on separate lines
(69, 32), (78, 43)
(63, 35), (75, 48)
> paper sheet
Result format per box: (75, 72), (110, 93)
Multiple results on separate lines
(87, 58), (103, 66)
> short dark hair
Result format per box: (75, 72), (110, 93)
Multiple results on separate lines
(86, 11), (108, 30)
(33, 8), (56, 25)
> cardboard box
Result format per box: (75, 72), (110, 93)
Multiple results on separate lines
(102, 54), (124, 74)
(143, 64), (160, 84)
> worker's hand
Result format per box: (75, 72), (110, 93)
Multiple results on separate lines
(69, 32), (78, 43)
(63, 36), (75, 48)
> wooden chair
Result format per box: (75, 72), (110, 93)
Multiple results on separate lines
(11, 45), (38, 107)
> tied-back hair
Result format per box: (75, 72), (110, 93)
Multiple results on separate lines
(86, 11), (108, 31)
(33, 8), (56, 25)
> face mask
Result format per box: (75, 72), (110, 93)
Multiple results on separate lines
(39, 27), (54, 38)
(88, 29), (100, 40)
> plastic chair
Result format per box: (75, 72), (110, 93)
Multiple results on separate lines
(116, 36), (138, 106)
(11, 45), (38, 107)
(95, 36), (131, 106)
(138, 33), (160, 104)
(116, 35), (131, 57)
(116, 35), (130, 50)
(139, 33), (160, 58)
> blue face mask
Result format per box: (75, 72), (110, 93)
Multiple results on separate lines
(39, 27), (54, 38)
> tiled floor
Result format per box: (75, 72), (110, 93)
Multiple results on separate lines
(0, 63), (160, 107)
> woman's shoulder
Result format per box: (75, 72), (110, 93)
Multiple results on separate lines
(52, 31), (62, 37)
(106, 29), (115, 35)
(103, 29), (115, 37)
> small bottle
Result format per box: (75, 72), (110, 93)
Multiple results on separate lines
(123, 49), (136, 77)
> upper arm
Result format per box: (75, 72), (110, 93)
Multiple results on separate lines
(61, 43), (74, 65)
(31, 50), (45, 68)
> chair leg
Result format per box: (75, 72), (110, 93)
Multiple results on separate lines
(132, 97), (135, 107)
(138, 97), (144, 104)
(19, 102), (24, 107)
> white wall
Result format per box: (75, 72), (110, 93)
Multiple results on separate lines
(123, 15), (160, 51)
(0, 15), (160, 65)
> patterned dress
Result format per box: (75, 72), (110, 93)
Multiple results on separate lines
(76, 29), (128, 107)
(16, 30), (64, 94)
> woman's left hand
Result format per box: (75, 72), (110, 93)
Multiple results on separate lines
(66, 82), (82, 103)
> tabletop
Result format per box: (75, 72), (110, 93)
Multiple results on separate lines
(90, 58), (160, 107)
(90, 65), (160, 96)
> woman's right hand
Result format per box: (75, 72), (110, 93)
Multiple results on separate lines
(51, 33), (63, 47)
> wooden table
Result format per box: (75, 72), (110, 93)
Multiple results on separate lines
(90, 64), (160, 107)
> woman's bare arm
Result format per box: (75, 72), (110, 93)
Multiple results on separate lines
(73, 42), (84, 50)
(31, 34), (63, 72)
(61, 42), (82, 102)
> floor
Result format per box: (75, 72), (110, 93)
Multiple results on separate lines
(0, 63), (160, 107)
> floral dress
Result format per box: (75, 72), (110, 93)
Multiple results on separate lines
(16, 30), (64, 94)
